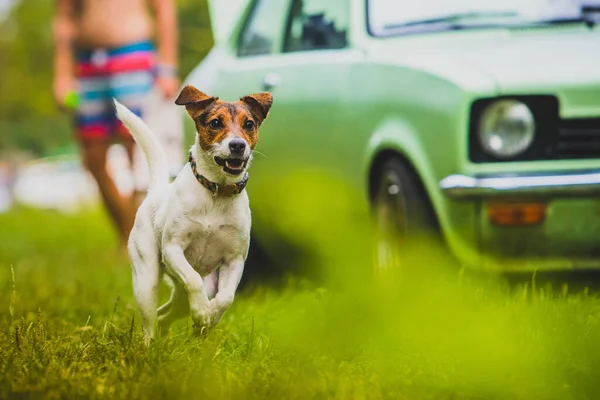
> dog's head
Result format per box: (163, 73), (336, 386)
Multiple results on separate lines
(175, 85), (272, 177)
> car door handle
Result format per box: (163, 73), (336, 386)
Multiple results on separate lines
(262, 73), (281, 92)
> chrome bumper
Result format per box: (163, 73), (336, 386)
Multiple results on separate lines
(440, 170), (600, 200)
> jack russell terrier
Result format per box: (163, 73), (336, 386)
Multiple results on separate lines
(114, 85), (273, 344)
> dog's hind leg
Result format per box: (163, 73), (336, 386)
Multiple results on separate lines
(129, 234), (161, 345)
(157, 280), (189, 333)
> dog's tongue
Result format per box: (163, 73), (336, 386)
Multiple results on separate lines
(226, 159), (243, 170)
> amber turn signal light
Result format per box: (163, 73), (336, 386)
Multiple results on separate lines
(487, 202), (547, 227)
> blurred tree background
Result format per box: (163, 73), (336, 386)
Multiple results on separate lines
(0, 0), (214, 157)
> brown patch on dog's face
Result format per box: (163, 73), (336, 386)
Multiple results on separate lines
(191, 101), (258, 152)
(240, 92), (273, 125)
(175, 86), (273, 152)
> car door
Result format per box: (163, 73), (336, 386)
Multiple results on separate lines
(215, 0), (360, 203)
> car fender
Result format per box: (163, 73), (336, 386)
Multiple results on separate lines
(363, 118), (480, 264)
(183, 45), (228, 94)
(364, 118), (438, 212)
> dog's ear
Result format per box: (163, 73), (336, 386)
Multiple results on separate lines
(241, 92), (273, 125)
(175, 85), (216, 116)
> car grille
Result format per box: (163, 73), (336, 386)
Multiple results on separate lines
(556, 118), (600, 159)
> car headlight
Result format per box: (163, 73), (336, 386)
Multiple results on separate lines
(478, 100), (535, 158)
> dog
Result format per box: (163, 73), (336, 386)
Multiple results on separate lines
(114, 85), (273, 344)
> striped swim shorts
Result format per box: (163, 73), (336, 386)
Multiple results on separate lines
(75, 41), (156, 141)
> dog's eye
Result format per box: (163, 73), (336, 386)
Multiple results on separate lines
(244, 120), (255, 131)
(209, 119), (222, 129)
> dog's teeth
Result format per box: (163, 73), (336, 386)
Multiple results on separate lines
(225, 160), (244, 170)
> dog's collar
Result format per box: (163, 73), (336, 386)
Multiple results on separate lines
(188, 152), (248, 197)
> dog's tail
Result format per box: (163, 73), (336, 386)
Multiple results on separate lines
(114, 99), (169, 192)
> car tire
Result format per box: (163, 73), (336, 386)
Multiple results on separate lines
(370, 156), (441, 272)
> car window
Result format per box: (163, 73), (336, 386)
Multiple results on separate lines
(368, 0), (599, 36)
(283, 0), (348, 52)
(238, 0), (289, 57)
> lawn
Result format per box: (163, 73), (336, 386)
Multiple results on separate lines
(1, 207), (600, 399)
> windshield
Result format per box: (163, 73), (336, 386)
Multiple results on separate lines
(368, 0), (600, 36)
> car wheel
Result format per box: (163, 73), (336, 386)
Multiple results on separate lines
(371, 157), (440, 273)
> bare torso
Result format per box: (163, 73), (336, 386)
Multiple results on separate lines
(75, 0), (153, 49)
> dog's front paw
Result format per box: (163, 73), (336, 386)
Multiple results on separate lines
(209, 295), (233, 327)
(208, 298), (223, 327)
(192, 323), (210, 337)
(190, 303), (212, 332)
(191, 317), (212, 337)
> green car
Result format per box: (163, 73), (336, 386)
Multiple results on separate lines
(183, 0), (600, 272)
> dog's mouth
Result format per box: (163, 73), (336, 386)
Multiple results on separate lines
(214, 156), (248, 176)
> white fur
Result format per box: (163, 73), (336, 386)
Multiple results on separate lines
(114, 100), (251, 344)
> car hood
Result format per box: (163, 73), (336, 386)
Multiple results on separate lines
(370, 27), (600, 94)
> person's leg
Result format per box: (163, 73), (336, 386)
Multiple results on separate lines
(107, 41), (157, 210)
(79, 139), (135, 243)
(75, 54), (135, 245)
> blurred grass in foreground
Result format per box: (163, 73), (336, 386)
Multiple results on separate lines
(1, 195), (600, 399)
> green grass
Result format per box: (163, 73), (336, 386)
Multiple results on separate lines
(2, 207), (600, 399)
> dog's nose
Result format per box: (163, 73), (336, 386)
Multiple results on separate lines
(229, 140), (246, 155)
